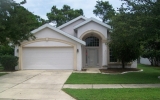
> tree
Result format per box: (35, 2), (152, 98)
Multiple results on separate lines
(120, 0), (160, 66)
(35, 15), (46, 25)
(93, 1), (141, 68)
(47, 5), (84, 27)
(0, 45), (14, 56)
(108, 0), (160, 68)
(93, 0), (115, 24)
(109, 9), (141, 68)
(0, 0), (45, 45)
(142, 39), (160, 66)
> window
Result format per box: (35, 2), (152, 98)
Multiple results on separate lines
(85, 36), (99, 47)
(109, 48), (117, 62)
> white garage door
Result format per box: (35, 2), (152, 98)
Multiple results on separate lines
(22, 47), (74, 69)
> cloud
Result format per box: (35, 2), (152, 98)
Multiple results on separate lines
(14, 0), (123, 20)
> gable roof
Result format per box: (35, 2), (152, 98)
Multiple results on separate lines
(57, 16), (87, 29)
(74, 17), (111, 30)
(31, 24), (86, 45)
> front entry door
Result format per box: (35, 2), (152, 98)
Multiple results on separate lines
(87, 49), (98, 67)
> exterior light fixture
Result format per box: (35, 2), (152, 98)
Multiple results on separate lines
(77, 49), (79, 53)
(17, 49), (19, 53)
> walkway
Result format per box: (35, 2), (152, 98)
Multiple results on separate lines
(63, 84), (160, 89)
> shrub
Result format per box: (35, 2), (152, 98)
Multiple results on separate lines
(0, 55), (18, 71)
(0, 45), (14, 56)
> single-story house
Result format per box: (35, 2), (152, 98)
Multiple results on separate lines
(15, 16), (137, 70)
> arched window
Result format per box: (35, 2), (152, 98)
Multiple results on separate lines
(85, 36), (99, 47)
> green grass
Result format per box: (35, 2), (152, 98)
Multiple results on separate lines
(0, 73), (7, 76)
(63, 88), (160, 100)
(65, 64), (160, 84)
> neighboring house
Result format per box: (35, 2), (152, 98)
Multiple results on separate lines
(15, 16), (137, 70)
(140, 57), (151, 65)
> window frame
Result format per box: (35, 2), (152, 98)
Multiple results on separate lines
(109, 48), (118, 63)
(85, 36), (99, 47)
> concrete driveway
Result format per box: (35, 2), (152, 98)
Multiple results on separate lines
(0, 70), (75, 100)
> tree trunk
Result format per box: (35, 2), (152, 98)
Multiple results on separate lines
(155, 58), (158, 66)
(151, 59), (154, 66)
(149, 58), (153, 66)
(158, 58), (160, 66)
(122, 60), (125, 69)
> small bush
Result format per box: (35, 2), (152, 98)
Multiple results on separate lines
(0, 55), (18, 71)
(0, 45), (14, 56)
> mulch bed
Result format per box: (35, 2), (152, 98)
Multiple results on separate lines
(81, 69), (87, 71)
(100, 68), (141, 74)
(0, 69), (16, 72)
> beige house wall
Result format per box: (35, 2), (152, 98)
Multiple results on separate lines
(77, 21), (108, 39)
(60, 19), (85, 36)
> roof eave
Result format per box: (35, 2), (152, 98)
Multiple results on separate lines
(57, 16), (87, 29)
(74, 18), (111, 30)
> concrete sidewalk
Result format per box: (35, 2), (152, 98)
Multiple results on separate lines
(63, 84), (160, 89)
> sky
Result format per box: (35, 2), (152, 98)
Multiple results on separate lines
(14, 0), (123, 20)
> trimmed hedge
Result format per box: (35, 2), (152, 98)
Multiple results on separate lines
(0, 55), (18, 71)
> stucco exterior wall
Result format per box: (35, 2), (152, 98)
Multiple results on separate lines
(77, 21), (108, 39)
(14, 46), (18, 57)
(131, 60), (137, 68)
(108, 60), (137, 68)
(60, 19), (85, 36)
(14, 46), (19, 70)
(102, 43), (107, 66)
(35, 28), (73, 42)
(33, 28), (83, 45)
(76, 44), (82, 70)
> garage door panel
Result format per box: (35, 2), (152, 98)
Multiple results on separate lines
(22, 47), (73, 69)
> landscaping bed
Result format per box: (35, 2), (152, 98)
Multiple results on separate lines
(0, 67), (15, 72)
(100, 68), (141, 74)
(81, 69), (87, 71)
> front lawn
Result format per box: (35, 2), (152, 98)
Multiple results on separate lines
(65, 64), (160, 84)
(63, 88), (160, 100)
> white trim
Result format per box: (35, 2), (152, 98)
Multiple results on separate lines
(31, 24), (86, 45)
(57, 16), (87, 29)
(74, 17), (111, 30)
